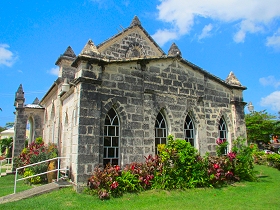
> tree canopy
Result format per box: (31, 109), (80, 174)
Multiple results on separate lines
(245, 110), (280, 143)
(5, 122), (14, 128)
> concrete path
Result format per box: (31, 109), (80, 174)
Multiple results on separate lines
(0, 180), (72, 204)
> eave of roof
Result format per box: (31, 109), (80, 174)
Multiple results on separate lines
(72, 54), (246, 90)
(40, 77), (63, 105)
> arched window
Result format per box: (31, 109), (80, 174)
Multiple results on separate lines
(26, 117), (34, 143)
(184, 114), (195, 147)
(155, 112), (167, 154)
(218, 117), (228, 154)
(103, 108), (119, 167)
(50, 104), (55, 143)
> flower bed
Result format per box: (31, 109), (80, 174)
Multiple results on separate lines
(86, 135), (256, 200)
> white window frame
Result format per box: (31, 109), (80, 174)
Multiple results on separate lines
(103, 108), (120, 166)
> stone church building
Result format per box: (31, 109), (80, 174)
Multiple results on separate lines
(13, 16), (247, 188)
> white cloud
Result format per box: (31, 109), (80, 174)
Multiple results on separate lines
(198, 24), (213, 40)
(234, 20), (263, 43)
(48, 67), (59, 76)
(259, 76), (280, 88)
(260, 91), (280, 111)
(152, 29), (178, 46)
(153, 0), (280, 46)
(266, 28), (280, 50)
(0, 44), (17, 67)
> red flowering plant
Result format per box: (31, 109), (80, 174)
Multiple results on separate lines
(207, 156), (238, 187)
(87, 163), (121, 199)
(122, 155), (159, 189)
(13, 137), (58, 184)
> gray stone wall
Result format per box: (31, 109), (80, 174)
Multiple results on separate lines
(13, 108), (44, 157)
(100, 31), (159, 59)
(74, 57), (245, 181)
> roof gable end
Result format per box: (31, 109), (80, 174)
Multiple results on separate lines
(97, 16), (165, 60)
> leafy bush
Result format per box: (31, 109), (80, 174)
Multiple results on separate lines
(87, 164), (120, 199)
(216, 138), (228, 156)
(13, 137), (58, 184)
(207, 155), (238, 187)
(87, 155), (159, 199)
(86, 135), (258, 200)
(153, 135), (209, 189)
(232, 137), (256, 181)
(123, 155), (159, 190)
(266, 153), (280, 170)
(23, 168), (41, 184)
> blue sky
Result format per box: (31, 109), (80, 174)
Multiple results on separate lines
(1, 0), (280, 127)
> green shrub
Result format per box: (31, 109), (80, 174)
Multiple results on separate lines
(87, 155), (159, 199)
(116, 171), (142, 194)
(232, 137), (256, 181)
(13, 139), (58, 184)
(253, 150), (267, 165)
(86, 135), (259, 200)
(23, 168), (41, 184)
(153, 135), (209, 189)
(87, 164), (120, 199)
(207, 155), (238, 187)
(267, 153), (280, 170)
(216, 138), (228, 156)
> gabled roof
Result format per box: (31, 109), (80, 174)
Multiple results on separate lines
(96, 16), (165, 57)
(72, 16), (165, 67)
(71, 16), (246, 90)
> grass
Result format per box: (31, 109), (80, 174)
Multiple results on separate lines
(0, 174), (32, 197)
(0, 165), (280, 209)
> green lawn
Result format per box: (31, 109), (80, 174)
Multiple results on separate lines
(0, 165), (280, 210)
(0, 174), (32, 197)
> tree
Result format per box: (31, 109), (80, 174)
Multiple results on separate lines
(0, 137), (13, 158)
(245, 110), (276, 143)
(5, 122), (14, 129)
(0, 126), (5, 133)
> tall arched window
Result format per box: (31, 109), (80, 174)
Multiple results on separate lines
(184, 114), (195, 147)
(50, 104), (55, 143)
(155, 112), (167, 154)
(218, 117), (228, 154)
(26, 117), (34, 143)
(104, 108), (119, 167)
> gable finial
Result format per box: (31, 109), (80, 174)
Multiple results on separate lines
(225, 71), (242, 86)
(168, 43), (182, 57)
(32, 97), (40, 105)
(14, 84), (25, 107)
(130, 15), (141, 27)
(81, 39), (100, 56)
(63, 46), (76, 58)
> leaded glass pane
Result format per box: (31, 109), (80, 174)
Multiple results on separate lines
(103, 108), (120, 166)
(155, 112), (167, 154)
(104, 137), (111, 146)
(112, 137), (118, 146)
(108, 148), (114, 158)
(218, 117), (227, 154)
(184, 114), (195, 147)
